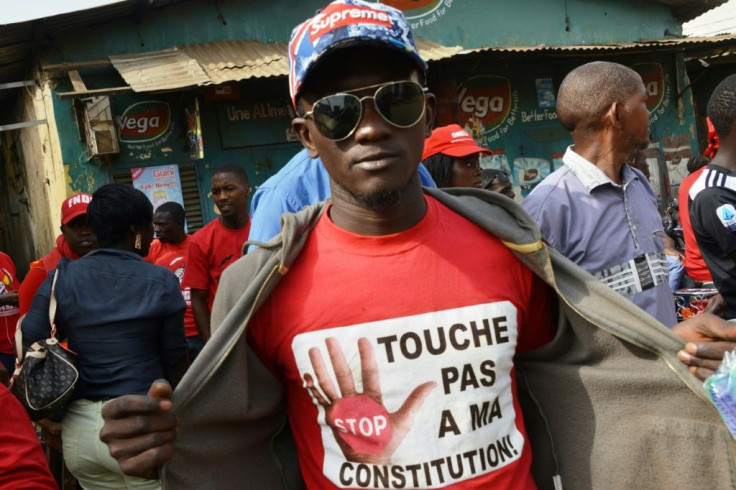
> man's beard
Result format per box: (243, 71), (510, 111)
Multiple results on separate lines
(340, 172), (416, 211)
(353, 187), (405, 211)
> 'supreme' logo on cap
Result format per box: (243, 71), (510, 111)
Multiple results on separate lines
(308, 5), (392, 42)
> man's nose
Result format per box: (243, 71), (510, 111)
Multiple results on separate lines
(353, 99), (391, 141)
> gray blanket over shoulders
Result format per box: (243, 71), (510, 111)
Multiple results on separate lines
(162, 187), (736, 489)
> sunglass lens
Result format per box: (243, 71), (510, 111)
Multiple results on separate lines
(375, 82), (425, 127)
(312, 94), (362, 141)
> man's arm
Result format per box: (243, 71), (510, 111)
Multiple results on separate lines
(182, 238), (212, 343)
(190, 288), (211, 343)
(18, 268), (46, 316)
(160, 277), (190, 387)
(0, 291), (18, 307)
(246, 187), (299, 253)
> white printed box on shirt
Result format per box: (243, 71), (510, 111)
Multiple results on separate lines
(292, 301), (523, 489)
(717, 204), (736, 232)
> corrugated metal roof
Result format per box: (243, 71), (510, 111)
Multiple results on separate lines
(109, 48), (210, 92)
(455, 33), (736, 57)
(179, 41), (289, 84)
(416, 37), (464, 62)
(104, 37), (463, 92)
(647, 0), (728, 23)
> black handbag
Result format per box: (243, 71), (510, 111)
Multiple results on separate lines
(10, 271), (79, 421)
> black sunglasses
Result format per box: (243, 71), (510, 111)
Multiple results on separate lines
(302, 80), (428, 141)
(484, 171), (509, 188)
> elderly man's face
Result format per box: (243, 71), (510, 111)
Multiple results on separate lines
(619, 78), (651, 152)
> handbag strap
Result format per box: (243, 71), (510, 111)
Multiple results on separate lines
(13, 271), (60, 366)
(49, 271), (59, 339)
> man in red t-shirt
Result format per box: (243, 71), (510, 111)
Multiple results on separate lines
(98, 2), (736, 487)
(0, 251), (19, 377)
(146, 202), (200, 359)
(19, 192), (98, 316)
(182, 163), (251, 343)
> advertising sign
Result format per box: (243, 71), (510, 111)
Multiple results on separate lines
(131, 164), (185, 212)
(631, 62), (665, 112)
(456, 76), (519, 148)
(116, 100), (178, 162)
(379, 0), (455, 29)
(535, 78), (556, 108)
(217, 99), (298, 148)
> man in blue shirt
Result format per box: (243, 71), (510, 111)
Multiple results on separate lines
(523, 61), (676, 327)
(247, 149), (436, 251)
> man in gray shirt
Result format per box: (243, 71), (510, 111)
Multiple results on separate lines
(523, 61), (676, 326)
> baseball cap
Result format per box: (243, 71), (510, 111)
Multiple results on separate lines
(287, 0), (427, 107)
(61, 192), (92, 225)
(423, 124), (492, 160)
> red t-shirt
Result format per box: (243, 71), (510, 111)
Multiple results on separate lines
(145, 237), (190, 265)
(248, 196), (555, 490)
(679, 168), (713, 283)
(0, 252), (20, 355)
(182, 218), (250, 309)
(0, 385), (57, 488)
(153, 240), (197, 338)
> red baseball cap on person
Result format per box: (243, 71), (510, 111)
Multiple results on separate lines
(61, 192), (92, 225)
(422, 124), (491, 160)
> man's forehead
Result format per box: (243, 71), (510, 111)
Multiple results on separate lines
(211, 172), (243, 185)
(153, 211), (173, 221)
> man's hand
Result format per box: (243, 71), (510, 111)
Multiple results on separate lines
(0, 291), (18, 307)
(672, 313), (736, 380)
(703, 293), (726, 316)
(100, 380), (178, 479)
(190, 289), (211, 343)
(304, 337), (435, 465)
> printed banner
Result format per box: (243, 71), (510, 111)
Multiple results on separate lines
(131, 164), (185, 212)
(292, 301), (523, 488)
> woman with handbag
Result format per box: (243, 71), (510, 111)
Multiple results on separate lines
(21, 184), (189, 490)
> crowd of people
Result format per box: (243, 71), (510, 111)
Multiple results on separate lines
(1, 0), (736, 488)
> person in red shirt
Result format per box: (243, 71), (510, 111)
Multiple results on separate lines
(0, 383), (57, 488)
(679, 156), (714, 285)
(422, 124), (489, 189)
(18, 192), (98, 316)
(146, 202), (201, 359)
(182, 163), (251, 343)
(146, 202), (191, 264)
(0, 251), (20, 377)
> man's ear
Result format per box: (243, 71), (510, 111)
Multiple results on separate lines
(423, 93), (436, 137)
(606, 101), (620, 129)
(292, 117), (319, 158)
